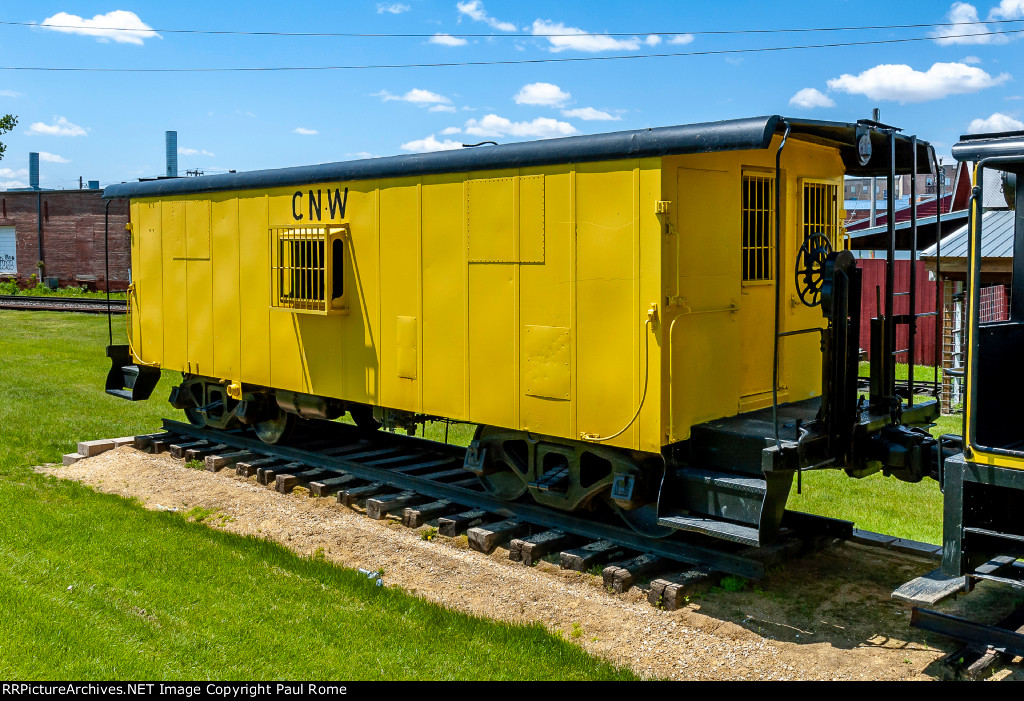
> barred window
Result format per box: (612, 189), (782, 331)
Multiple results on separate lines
(269, 225), (348, 314)
(802, 181), (840, 248)
(742, 173), (774, 282)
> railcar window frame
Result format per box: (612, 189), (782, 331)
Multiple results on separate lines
(740, 171), (775, 285)
(268, 224), (349, 315)
(800, 178), (844, 251)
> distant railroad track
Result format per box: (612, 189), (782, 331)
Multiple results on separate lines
(0, 295), (127, 314)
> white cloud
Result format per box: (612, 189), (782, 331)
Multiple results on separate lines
(27, 116), (87, 136)
(463, 114), (577, 138)
(401, 135), (463, 152)
(38, 152), (70, 163)
(440, 126), (462, 135)
(561, 107), (620, 121)
(292, 128), (318, 136)
(531, 19), (641, 52)
(514, 82), (571, 107)
(826, 62), (1010, 103)
(429, 104), (457, 113)
(962, 55), (982, 63)
(644, 35), (661, 46)
(788, 87), (836, 109)
(456, 1), (517, 32)
(376, 88), (452, 105)
(376, 2), (410, 14)
(347, 151), (379, 159)
(931, 3), (1009, 45)
(430, 33), (468, 46)
(0, 166), (28, 190)
(989, 0), (1024, 19)
(668, 34), (695, 45)
(0, 90), (22, 98)
(967, 112), (1024, 133)
(40, 11), (159, 45)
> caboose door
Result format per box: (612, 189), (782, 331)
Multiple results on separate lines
(738, 171), (778, 403)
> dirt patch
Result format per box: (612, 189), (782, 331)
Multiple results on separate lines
(40, 447), (1024, 681)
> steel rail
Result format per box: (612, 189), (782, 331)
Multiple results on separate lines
(912, 607), (1024, 658)
(0, 295), (127, 313)
(163, 418), (770, 579)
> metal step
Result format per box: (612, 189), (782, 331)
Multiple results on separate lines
(105, 344), (160, 401)
(676, 467), (767, 525)
(657, 513), (761, 547)
(678, 468), (767, 495)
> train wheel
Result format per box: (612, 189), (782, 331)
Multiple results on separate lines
(253, 408), (296, 444)
(184, 406), (206, 427)
(472, 426), (529, 501)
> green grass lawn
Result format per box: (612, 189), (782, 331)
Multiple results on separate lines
(790, 367), (961, 544)
(0, 311), (634, 681)
(0, 311), (967, 679)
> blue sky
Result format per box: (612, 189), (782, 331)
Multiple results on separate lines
(0, 1), (1022, 189)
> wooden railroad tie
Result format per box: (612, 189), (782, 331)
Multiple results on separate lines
(149, 435), (180, 454)
(169, 440), (208, 459)
(402, 499), (461, 528)
(437, 509), (491, 537)
(559, 540), (628, 572)
(236, 457), (284, 478)
(736, 536), (804, 568)
(646, 568), (716, 610)
(602, 554), (669, 594)
(509, 530), (580, 566)
(365, 491), (430, 520)
(257, 462), (308, 486)
(275, 466), (335, 494)
(134, 432), (172, 452)
(185, 444), (229, 462)
(338, 482), (388, 507)
(206, 450), (259, 472)
(467, 520), (528, 554)
(308, 473), (359, 498)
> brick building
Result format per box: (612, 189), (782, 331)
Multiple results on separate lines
(0, 164), (130, 292)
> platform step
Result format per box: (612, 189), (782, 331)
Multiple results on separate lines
(675, 468), (768, 526)
(105, 345), (160, 402)
(892, 567), (968, 605)
(678, 468), (767, 495)
(657, 513), (761, 546)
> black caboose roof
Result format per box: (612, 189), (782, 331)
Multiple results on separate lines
(104, 116), (933, 200)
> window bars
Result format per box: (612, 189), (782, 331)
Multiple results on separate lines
(802, 180), (841, 249)
(269, 225), (348, 314)
(742, 173), (774, 282)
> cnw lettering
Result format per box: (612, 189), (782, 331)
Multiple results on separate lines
(292, 188), (348, 221)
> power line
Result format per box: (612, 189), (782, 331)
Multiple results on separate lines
(1, 28), (1022, 72)
(2, 17), (1023, 39)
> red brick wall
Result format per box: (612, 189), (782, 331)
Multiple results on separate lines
(0, 190), (130, 291)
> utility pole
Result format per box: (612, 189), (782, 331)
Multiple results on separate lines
(869, 108), (880, 228)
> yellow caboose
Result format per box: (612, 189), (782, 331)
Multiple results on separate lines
(104, 115), (938, 544)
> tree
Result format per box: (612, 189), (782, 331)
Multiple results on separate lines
(0, 114), (17, 162)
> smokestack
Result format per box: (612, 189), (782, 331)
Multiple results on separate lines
(165, 131), (178, 178)
(29, 152), (39, 190)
